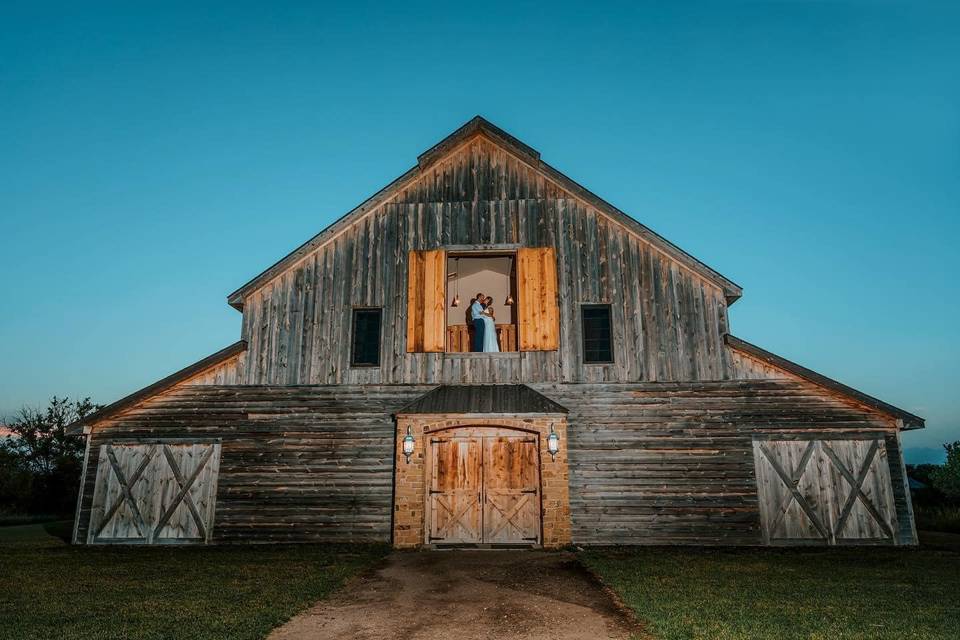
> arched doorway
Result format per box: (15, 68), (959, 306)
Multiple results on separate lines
(425, 426), (541, 546)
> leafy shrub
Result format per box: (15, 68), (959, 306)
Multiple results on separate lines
(930, 441), (960, 499)
(0, 397), (98, 518)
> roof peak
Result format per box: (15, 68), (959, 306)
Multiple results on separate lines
(416, 115), (540, 170)
(226, 115), (742, 308)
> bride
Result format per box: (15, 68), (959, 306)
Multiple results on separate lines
(481, 296), (499, 353)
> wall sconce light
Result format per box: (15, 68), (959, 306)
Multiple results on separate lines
(402, 427), (416, 463)
(505, 294), (514, 306)
(547, 426), (560, 461)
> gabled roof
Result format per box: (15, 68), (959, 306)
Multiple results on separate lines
(725, 335), (924, 429)
(227, 116), (743, 310)
(65, 341), (247, 434)
(397, 384), (568, 416)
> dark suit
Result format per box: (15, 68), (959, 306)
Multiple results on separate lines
(470, 300), (485, 352)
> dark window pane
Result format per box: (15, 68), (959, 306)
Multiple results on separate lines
(352, 309), (382, 366)
(582, 305), (613, 363)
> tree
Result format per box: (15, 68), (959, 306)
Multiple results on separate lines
(0, 396), (99, 515)
(905, 463), (940, 487)
(930, 441), (960, 500)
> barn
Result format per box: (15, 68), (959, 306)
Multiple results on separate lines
(67, 116), (922, 548)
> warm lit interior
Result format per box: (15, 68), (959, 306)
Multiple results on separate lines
(446, 254), (517, 352)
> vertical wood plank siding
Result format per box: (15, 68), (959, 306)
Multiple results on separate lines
(531, 380), (913, 546)
(239, 137), (732, 385)
(179, 352), (247, 385)
(74, 385), (432, 544)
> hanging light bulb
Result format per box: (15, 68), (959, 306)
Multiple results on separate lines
(451, 258), (461, 307)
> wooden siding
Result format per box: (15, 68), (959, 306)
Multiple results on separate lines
(727, 349), (790, 380)
(74, 385), (431, 544)
(531, 380), (914, 546)
(240, 136), (732, 385)
(75, 379), (915, 547)
(181, 351), (247, 385)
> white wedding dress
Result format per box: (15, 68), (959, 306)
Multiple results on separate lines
(481, 313), (499, 352)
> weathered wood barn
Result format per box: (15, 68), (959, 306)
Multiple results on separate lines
(68, 117), (923, 548)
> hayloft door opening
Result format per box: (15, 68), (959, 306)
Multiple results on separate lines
(427, 429), (541, 546)
(406, 247), (558, 354)
(446, 254), (518, 352)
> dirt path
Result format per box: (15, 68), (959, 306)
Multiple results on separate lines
(269, 550), (643, 640)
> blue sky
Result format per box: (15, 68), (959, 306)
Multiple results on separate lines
(1, 1), (957, 462)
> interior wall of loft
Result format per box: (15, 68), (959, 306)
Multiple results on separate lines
(446, 256), (515, 326)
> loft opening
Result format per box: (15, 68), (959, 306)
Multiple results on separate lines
(446, 253), (517, 352)
(406, 247), (559, 355)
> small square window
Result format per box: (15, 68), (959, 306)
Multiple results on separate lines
(351, 308), (382, 367)
(581, 305), (613, 364)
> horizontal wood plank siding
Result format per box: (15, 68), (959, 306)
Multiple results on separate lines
(74, 385), (431, 544)
(75, 379), (914, 546)
(532, 380), (903, 546)
(240, 137), (730, 385)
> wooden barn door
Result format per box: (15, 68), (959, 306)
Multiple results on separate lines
(753, 438), (898, 545)
(428, 430), (541, 545)
(88, 441), (221, 545)
(483, 436), (540, 544)
(428, 437), (483, 543)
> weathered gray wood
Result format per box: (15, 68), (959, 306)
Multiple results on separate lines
(75, 385), (433, 544)
(754, 438), (898, 545)
(529, 380), (906, 546)
(70, 119), (920, 550)
(237, 137), (732, 387)
(153, 444), (216, 540)
(87, 442), (221, 545)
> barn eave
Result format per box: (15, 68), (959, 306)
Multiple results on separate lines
(225, 115), (742, 311)
(725, 334), (924, 429)
(65, 340), (248, 435)
(397, 384), (569, 416)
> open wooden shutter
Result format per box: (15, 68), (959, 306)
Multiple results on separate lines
(517, 247), (560, 351)
(406, 249), (446, 352)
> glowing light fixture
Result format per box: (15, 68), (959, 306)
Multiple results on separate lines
(547, 426), (560, 461)
(505, 294), (514, 305)
(451, 258), (461, 307)
(402, 427), (416, 463)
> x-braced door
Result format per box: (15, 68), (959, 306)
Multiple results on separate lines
(428, 432), (540, 545)
(753, 438), (898, 545)
(88, 441), (221, 544)
(483, 436), (540, 544)
(428, 437), (482, 543)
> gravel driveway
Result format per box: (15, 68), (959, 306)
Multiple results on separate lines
(269, 550), (643, 639)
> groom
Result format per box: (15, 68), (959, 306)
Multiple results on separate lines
(470, 292), (485, 352)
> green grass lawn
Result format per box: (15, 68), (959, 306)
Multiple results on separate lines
(0, 522), (388, 640)
(581, 546), (960, 640)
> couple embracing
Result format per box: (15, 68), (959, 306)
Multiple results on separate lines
(469, 292), (499, 353)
